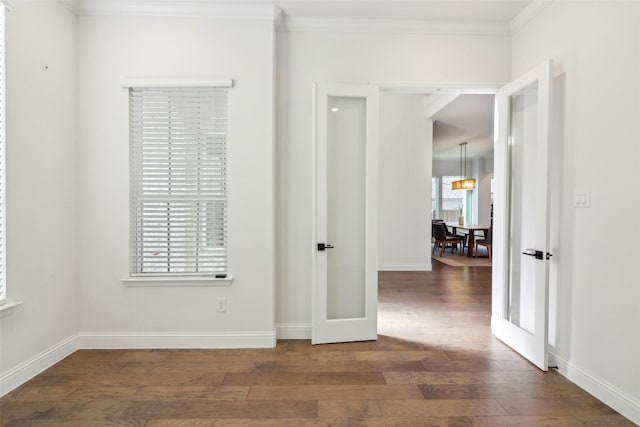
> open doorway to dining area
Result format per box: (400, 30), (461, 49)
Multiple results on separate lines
(430, 94), (495, 267)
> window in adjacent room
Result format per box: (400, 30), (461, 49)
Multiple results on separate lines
(129, 86), (228, 277)
(441, 176), (466, 223)
(431, 176), (439, 220)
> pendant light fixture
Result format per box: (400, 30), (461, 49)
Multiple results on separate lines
(451, 142), (476, 190)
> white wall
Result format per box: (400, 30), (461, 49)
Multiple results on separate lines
(276, 29), (511, 335)
(379, 93), (432, 271)
(513, 2), (640, 423)
(76, 14), (277, 346)
(468, 157), (493, 225)
(477, 156), (493, 226)
(0, 2), (78, 392)
(432, 158), (460, 177)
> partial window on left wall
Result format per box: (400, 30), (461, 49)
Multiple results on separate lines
(0, 5), (7, 304)
(129, 86), (229, 277)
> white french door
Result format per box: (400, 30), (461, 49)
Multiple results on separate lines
(312, 83), (379, 345)
(492, 61), (553, 370)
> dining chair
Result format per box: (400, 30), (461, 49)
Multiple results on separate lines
(432, 222), (465, 256)
(441, 221), (468, 254)
(475, 226), (493, 261)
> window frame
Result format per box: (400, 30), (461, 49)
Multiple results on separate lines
(123, 80), (233, 287)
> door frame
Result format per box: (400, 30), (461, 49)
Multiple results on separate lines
(308, 78), (554, 364)
(377, 79), (553, 370)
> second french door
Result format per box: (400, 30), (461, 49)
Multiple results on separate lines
(492, 61), (553, 371)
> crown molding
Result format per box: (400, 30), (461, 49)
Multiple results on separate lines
(16, 1), (545, 35)
(73, 0), (282, 21)
(1, 0), (15, 11)
(278, 17), (510, 36)
(6, 0), (78, 9)
(510, 0), (553, 33)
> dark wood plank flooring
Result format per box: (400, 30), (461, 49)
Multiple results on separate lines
(1, 263), (634, 426)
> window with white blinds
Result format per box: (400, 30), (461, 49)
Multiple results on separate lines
(0, 5), (7, 304)
(129, 87), (228, 277)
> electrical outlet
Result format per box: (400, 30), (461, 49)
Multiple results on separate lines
(216, 297), (227, 313)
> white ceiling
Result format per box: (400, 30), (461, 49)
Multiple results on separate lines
(431, 94), (495, 160)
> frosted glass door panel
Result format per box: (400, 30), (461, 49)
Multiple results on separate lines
(507, 83), (538, 334)
(326, 96), (366, 320)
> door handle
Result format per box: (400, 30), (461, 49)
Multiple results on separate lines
(522, 249), (553, 260)
(317, 243), (334, 251)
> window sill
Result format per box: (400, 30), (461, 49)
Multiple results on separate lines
(121, 275), (233, 287)
(0, 300), (22, 317)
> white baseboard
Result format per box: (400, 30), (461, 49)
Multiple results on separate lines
(378, 263), (432, 272)
(0, 334), (79, 396)
(550, 352), (640, 425)
(77, 331), (277, 349)
(276, 323), (311, 339)
(0, 330), (277, 397)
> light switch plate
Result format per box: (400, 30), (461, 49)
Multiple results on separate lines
(574, 190), (590, 208)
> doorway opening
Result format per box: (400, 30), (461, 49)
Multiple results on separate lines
(377, 89), (496, 349)
(378, 90), (495, 271)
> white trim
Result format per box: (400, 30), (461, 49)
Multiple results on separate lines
(510, 0), (554, 34)
(279, 17), (510, 36)
(0, 4), (5, 310)
(121, 275), (233, 287)
(0, 334), (79, 397)
(376, 82), (501, 94)
(14, 0), (95, 14)
(77, 331), (276, 349)
(75, 0), (280, 20)
(310, 83), (318, 345)
(272, 5), (283, 26)
(378, 263), (432, 272)
(276, 323), (311, 340)
(0, 0), (14, 12)
(122, 78), (233, 89)
(550, 352), (640, 425)
(0, 300), (21, 317)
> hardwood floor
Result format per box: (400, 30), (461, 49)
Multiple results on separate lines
(1, 263), (634, 426)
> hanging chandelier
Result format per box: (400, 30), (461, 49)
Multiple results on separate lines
(451, 142), (476, 190)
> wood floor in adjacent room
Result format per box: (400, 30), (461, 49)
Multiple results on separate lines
(1, 263), (634, 426)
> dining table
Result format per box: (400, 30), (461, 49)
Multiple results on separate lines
(444, 222), (491, 257)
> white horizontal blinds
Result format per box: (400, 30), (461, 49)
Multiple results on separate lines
(0, 6), (6, 303)
(130, 87), (228, 276)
